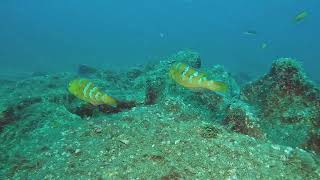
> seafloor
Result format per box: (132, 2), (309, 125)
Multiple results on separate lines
(0, 50), (320, 179)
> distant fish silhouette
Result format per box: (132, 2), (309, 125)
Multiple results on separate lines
(243, 30), (257, 35)
(294, 10), (308, 23)
(261, 43), (267, 49)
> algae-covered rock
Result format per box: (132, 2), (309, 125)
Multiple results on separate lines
(126, 67), (144, 80)
(241, 58), (320, 152)
(304, 130), (320, 154)
(222, 101), (265, 139)
(145, 77), (166, 105)
(78, 64), (98, 76)
(168, 50), (201, 68)
(0, 97), (42, 132)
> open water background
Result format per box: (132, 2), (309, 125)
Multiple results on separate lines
(0, 0), (319, 81)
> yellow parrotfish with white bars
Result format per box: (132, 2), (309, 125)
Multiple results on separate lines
(68, 79), (118, 106)
(169, 63), (228, 95)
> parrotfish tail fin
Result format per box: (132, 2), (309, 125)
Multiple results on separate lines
(209, 81), (229, 95)
(103, 95), (118, 107)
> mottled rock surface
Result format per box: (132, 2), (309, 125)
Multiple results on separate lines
(0, 52), (319, 179)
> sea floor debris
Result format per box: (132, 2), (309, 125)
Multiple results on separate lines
(0, 50), (319, 179)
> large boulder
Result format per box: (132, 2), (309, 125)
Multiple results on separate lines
(241, 58), (320, 152)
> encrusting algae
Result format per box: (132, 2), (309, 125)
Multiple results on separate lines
(68, 79), (118, 106)
(169, 62), (228, 95)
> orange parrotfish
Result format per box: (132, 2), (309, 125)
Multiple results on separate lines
(169, 63), (228, 95)
(68, 79), (118, 106)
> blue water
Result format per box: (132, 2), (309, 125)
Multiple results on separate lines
(1, 0), (319, 81)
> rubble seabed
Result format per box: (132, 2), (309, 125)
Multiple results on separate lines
(0, 51), (319, 179)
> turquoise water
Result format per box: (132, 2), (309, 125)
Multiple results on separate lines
(1, 1), (319, 79)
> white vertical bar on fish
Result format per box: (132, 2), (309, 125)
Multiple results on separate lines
(181, 66), (190, 77)
(89, 87), (98, 99)
(83, 82), (92, 97)
(95, 92), (102, 101)
(193, 72), (199, 77)
(189, 75), (194, 82)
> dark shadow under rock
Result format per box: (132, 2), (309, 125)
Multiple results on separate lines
(70, 100), (137, 118)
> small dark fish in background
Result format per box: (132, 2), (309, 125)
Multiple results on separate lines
(261, 43), (267, 49)
(294, 10), (308, 23)
(243, 30), (257, 35)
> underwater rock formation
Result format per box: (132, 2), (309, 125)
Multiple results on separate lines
(222, 101), (265, 139)
(168, 50), (201, 68)
(145, 77), (166, 105)
(126, 67), (144, 80)
(78, 64), (98, 76)
(241, 58), (320, 153)
(1, 52), (320, 179)
(0, 97), (42, 132)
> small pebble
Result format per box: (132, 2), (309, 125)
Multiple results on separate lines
(74, 149), (81, 155)
(95, 128), (102, 133)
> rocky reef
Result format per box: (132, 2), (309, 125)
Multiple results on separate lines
(241, 58), (320, 153)
(0, 51), (319, 179)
